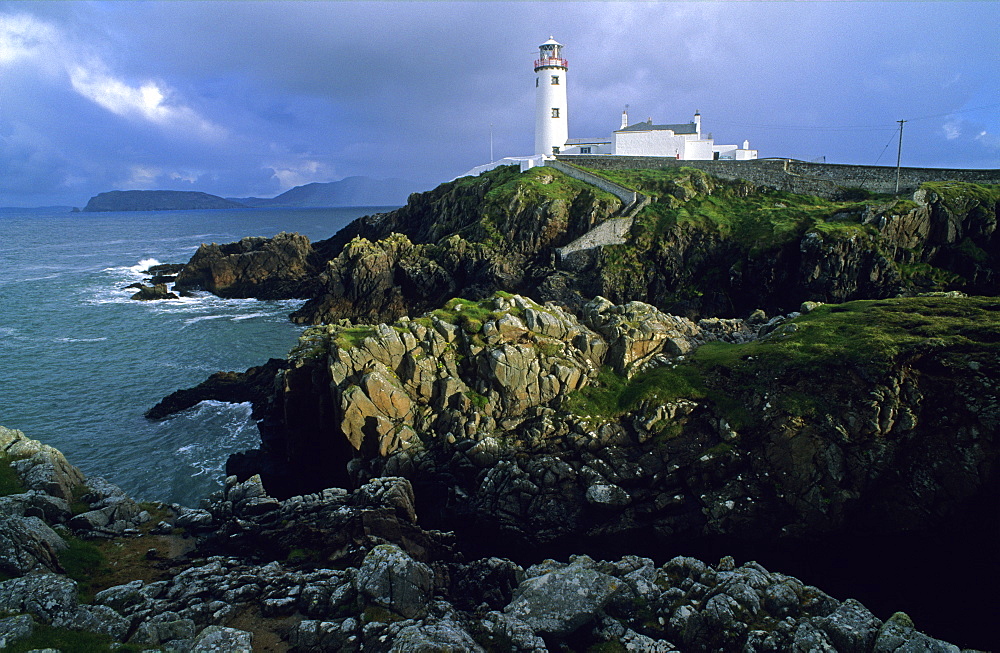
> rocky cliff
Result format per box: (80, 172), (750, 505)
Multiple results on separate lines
(147, 164), (1000, 648)
(170, 165), (999, 323)
(225, 293), (998, 548)
(0, 425), (974, 651)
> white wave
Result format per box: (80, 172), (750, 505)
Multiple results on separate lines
(54, 337), (108, 343)
(131, 258), (161, 274)
(169, 401), (258, 478)
(183, 314), (229, 325)
(230, 312), (270, 321)
(22, 273), (65, 282)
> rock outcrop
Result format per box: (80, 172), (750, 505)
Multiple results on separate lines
(129, 282), (179, 301)
(172, 166), (1000, 324)
(173, 231), (318, 299)
(0, 428), (973, 651)
(145, 358), (287, 420)
(219, 293), (998, 557)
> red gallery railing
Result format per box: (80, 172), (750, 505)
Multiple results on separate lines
(534, 57), (568, 70)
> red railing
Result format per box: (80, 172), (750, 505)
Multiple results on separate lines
(534, 57), (568, 69)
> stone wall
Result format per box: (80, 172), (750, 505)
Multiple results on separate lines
(556, 155), (1000, 197)
(544, 159), (638, 205)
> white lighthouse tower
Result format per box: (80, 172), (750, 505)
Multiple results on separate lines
(534, 37), (568, 157)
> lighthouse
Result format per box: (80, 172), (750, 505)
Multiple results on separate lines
(534, 37), (568, 157)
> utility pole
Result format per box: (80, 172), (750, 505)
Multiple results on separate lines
(895, 119), (907, 193)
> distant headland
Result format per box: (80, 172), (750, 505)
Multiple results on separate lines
(81, 176), (425, 212)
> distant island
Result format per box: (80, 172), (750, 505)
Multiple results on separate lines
(82, 190), (247, 212)
(81, 176), (425, 212)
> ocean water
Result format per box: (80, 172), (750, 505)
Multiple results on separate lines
(0, 206), (393, 506)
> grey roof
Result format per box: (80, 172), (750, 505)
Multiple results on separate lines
(617, 121), (698, 135)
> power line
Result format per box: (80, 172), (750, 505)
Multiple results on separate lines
(904, 101), (1000, 123)
(710, 101), (999, 132)
(711, 119), (896, 132)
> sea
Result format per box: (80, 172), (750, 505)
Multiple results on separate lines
(0, 206), (393, 507)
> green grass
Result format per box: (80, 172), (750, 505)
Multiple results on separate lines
(563, 364), (706, 418)
(577, 168), (1000, 294)
(465, 390), (490, 410)
(693, 295), (1000, 383)
(57, 535), (107, 603)
(921, 181), (1000, 214)
(432, 297), (501, 334)
(0, 456), (26, 496)
(564, 296), (1000, 427)
(333, 326), (376, 349)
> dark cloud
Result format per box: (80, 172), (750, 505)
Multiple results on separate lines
(0, 1), (997, 207)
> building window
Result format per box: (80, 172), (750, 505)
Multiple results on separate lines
(580, 147), (591, 154)
(551, 75), (560, 85)
(552, 146), (560, 155)
(551, 108), (560, 118)
(535, 78), (539, 88)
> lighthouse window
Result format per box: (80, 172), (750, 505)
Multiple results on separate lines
(551, 75), (559, 85)
(551, 108), (560, 118)
(535, 77), (539, 88)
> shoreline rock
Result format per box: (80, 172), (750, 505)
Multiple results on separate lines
(0, 426), (977, 651)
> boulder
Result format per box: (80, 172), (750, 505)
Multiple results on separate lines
(355, 544), (434, 619)
(0, 613), (34, 648)
(174, 232), (316, 299)
(0, 574), (79, 624)
(504, 557), (621, 637)
(390, 620), (485, 652)
(130, 283), (179, 300)
(0, 426), (86, 502)
(190, 625), (254, 652)
(0, 514), (64, 576)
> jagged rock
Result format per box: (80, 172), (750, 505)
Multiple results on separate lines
(585, 483), (631, 507)
(505, 556), (621, 637)
(130, 283), (179, 300)
(0, 613), (34, 648)
(0, 491), (73, 523)
(355, 544), (434, 619)
(0, 514), (64, 575)
(390, 620), (485, 652)
(450, 557), (524, 611)
(0, 424), (976, 652)
(0, 426), (86, 502)
(174, 231), (316, 299)
(0, 573), (79, 623)
(57, 603), (130, 641)
(146, 358), (287, 420)
(585, 299), (702, 377)
(873, 612), (961, 653)
(190, 625), (254, 651)
(814, 598), (882, 652)
(290, 619), (361, 651)
(130, 615), (197, 646)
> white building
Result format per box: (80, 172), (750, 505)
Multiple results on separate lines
(536, 38), (757, 161)
(457, 37), (758, 180)
(534, 37), (569, 157)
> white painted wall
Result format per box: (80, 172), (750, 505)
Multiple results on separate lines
(614, 129), (686, 157)
(535, 64), (568, 156)
(684, 139), (716, 160)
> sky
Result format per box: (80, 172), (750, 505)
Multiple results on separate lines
(1, 1), (998, 207)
